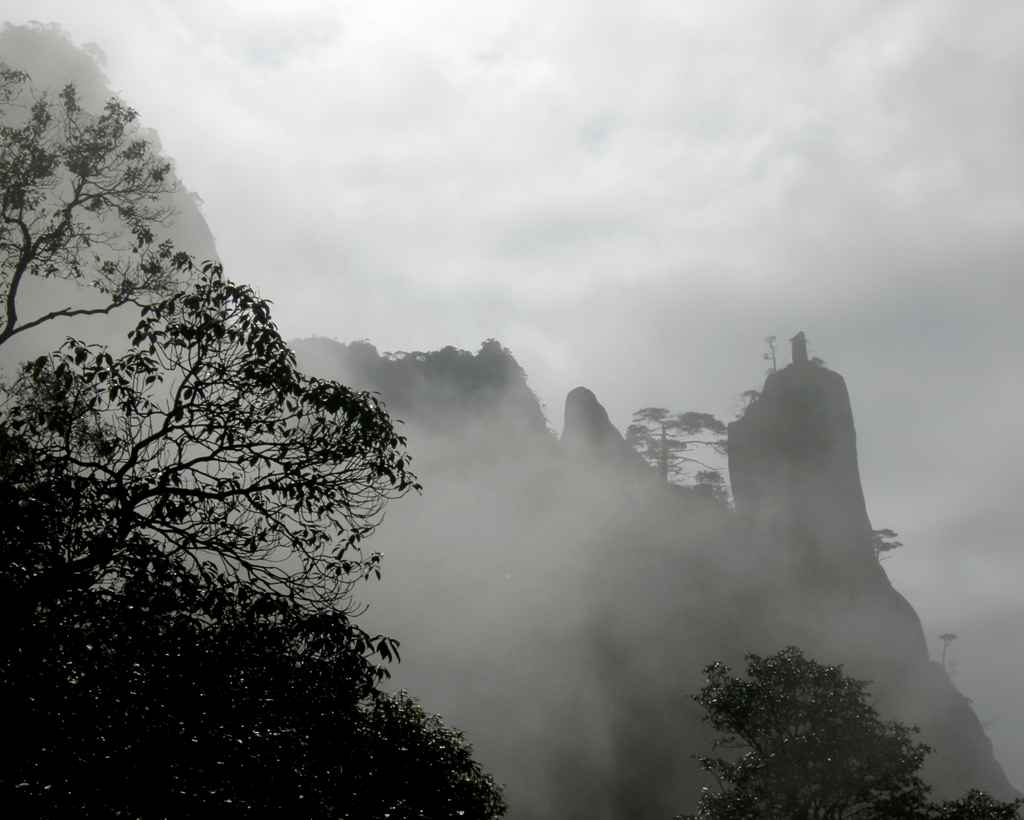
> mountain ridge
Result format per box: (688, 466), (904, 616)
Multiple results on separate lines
(292, 333), (1018, 815)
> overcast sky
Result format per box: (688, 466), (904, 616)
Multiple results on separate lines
(3, 0), (1023, 785)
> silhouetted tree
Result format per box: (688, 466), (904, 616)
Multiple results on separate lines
(678, 647), (1021, 820)
(873, 528), (904, 562)
(626, 407), (726, 485)
(0, 256), (506, 816)
(681, 647), (930, 819)
(1, 259), (419, 611)
(346, 691), (507, 820)
(0, 66), (179, 347)
(929, 791), (1023, 820)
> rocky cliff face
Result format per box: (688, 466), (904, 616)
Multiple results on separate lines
(727, 338), (1017, 799)
(729, 358), (884, 589)
(729, 363), (866, 546)
(561, 387), (644, 469)
(292, 338), (549, 437)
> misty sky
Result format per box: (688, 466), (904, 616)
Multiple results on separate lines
(3, 0), (1023, 785)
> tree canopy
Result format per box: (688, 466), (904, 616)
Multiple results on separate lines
(0, 543), (505, 818)
(680, 647), (1021, 820)
(1, 258), (418, 610)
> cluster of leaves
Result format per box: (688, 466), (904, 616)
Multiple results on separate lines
(0, 64), (180, 345)
(0, 544), (503, 817)
(347, 692), (509, 820)
(681, 647), (1022, 820)
(2, 259), (419, 610)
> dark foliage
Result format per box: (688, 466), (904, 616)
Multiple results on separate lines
(626, 406), (727, 486)
(0, 259), (504, 817)
(347, 692), (508, 820)
(928, 792), (1024, 820)
(1, 259), (418, 610)
(0, 548), (504, 818)
(681, 647), (1022, 820)
(0, 548), (375, 815)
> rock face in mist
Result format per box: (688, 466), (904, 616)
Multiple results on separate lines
(561, 386), (642, 468)
(729, 354), (879, 582)
(293, 331), (1018, 813)
(728, 334), (1017, 799)
(291, 337), (551, 447)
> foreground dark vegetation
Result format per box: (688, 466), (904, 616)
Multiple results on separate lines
(0, 46), (1020, 818)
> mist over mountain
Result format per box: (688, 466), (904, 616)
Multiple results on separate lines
(291, 334), (1017, 817)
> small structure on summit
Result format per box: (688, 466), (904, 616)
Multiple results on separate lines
(790, 331), (808, 365)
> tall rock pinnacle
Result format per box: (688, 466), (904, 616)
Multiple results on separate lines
(727, 334), (1018, 799)
(561, 386), (641, 467)
(728, 336), (875, 578)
